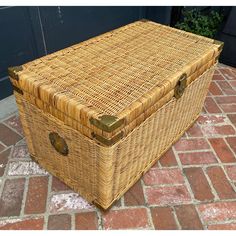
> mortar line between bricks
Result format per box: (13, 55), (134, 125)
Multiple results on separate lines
(220, 164), (236, 193)
(20, 177), (29, 217)
(120, 195), (125, 207)
(0, 141), (7, 150)
(205, 138), (236, 193)
(215, 69), (235, 96)
(202, 166), (220, 201)
(141, 179), (157, 230)
(180, 163), (223, 168)
(211, 80), (227, 97)
(1, 112), (19, 124)
(2, 120), (24, 138)
(176, 149), (212, 154)
(176, 148), (232, 154)
(197, 115), (235, 128)
(206, 218), (236, 226)
(203, 104), (210, 115)
(140, 178), (155, 230)
(144, 183), (186, 188)
(218, 66), (226, 79)
(171, 207), (181, 230)
(2, 174), (49, 180)
(223, 136), (236, 159)
(151, 166), (181, 170)
(194, 203), (208, 229)
(140, 178), (148, 206)
(96, 208), (104, 230)
(43, 174), (53, 230)
(138, 198), (236, 209)
(152, 163), (236, 169)
(0, 146), (14, 197)
(0, 111), (19, 123)
(70, 213), (75, 230)
(145, 207), (155, 230)
(172, 147), (196, 205)
(0, 214), (47, 224)
(211, 90), (234, 113)
(157, 160), (163, 168)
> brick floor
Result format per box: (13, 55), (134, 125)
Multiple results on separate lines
(0, 64), (236, 229)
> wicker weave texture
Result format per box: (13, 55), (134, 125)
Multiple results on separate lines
(14, 65), (215, 209)
(13, 20), (221, 135)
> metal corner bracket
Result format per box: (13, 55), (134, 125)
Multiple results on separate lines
(139, 18), (149, 22)
(213, 40), (224, 51)
(8, 66), (23, 81)
(92, 131), (124, 146)
(90, 115), (124, 132)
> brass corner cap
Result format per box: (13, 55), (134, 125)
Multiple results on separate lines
(213, 40), (224, 51)
(8, 66), (23, 81)
(90, 115), (124, 132)
(92, 131), (124, 146)
(139, 18), (149, 22)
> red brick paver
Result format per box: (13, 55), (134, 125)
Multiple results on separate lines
(197, 202), (236, 223)
(0, 178), (25, 217)
(0, 123), (22, 146)
(124, 180), (145, 206)
(0, 218), (44, 230)
(151, 207), (178, 230)
(143, 168), (184, 186)
(208, 223), (236, 230)
(145, 185), (191, 205)
(51, 176), (71, 192)
(24, 176), (49, 214)
(4, 115), (24, 136)
(48, 214), (71, 230)
(75, 212), (98, 230)
(175, 205), (203, 229)
(159, 148), (178, 167)
(102, 208), (150, 229)
(209, 138), (235, 163)
(0, 64), (236, 229)
(178, 151), (217, 165)
(206, 166), (236, 199)
(184, 167), (214, 201)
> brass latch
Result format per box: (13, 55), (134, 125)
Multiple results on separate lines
(174, 73), (187, 99)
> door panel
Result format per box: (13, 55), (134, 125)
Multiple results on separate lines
(38, 6), (144, 53)
(0, 6), (43, 100)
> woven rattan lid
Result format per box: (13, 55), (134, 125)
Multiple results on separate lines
(9, 19), (223, 144)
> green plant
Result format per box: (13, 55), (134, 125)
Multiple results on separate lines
(175, 8), (223, 38)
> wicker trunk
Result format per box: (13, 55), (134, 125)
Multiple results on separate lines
(9, 20), (223, 209)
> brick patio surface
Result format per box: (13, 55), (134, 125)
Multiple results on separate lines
(0, 64), (236, 230)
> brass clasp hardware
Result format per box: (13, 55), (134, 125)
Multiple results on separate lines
(174, 73), (187, 99)
(49, 132), (69, 156)
(8, 66), (23, 81)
